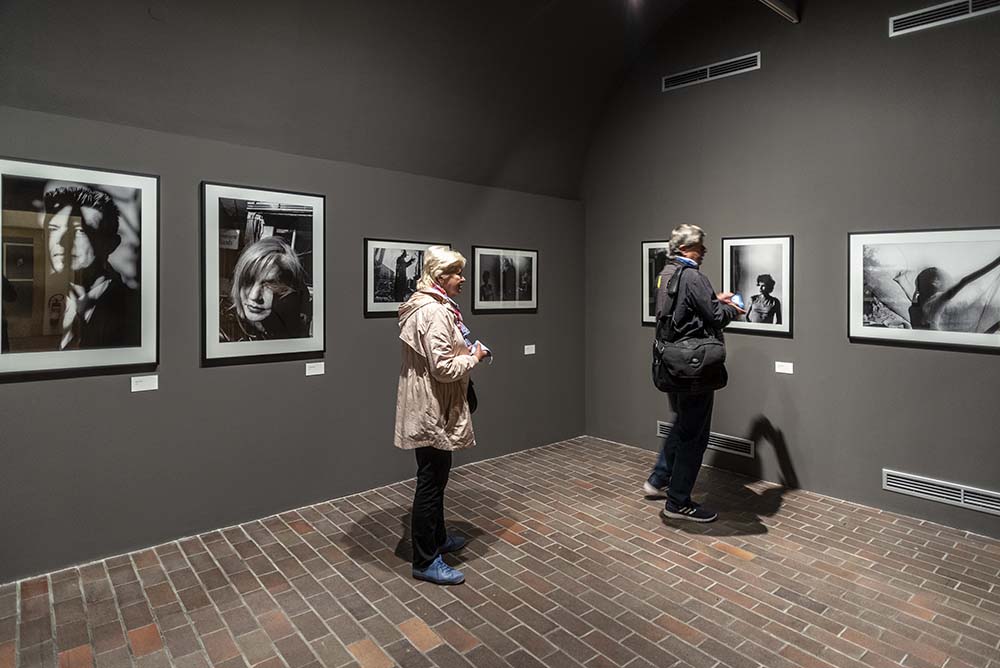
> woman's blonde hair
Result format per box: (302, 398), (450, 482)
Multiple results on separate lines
(417, 246), (467, 290)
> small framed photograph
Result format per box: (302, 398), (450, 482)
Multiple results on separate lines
(365, 239), (449, 317)
(472, 246), (538, 313)
(202, 182), (325, 365)
(722, 235), (793, 337)
(641, 240), (670, 325)
(0, 157), (158, 378)
(849, 228), (1000, 351)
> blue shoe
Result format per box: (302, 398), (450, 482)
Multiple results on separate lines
(439, 534), (467, 554)
(412, 556), (465, 585)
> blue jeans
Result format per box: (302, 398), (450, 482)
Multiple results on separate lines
(649, 392), (715, 507)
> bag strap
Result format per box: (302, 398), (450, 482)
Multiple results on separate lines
(655, 264), (688, 344)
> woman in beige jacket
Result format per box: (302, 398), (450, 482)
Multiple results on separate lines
(396, 246), (489, 585)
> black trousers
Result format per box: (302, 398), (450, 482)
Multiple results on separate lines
(657, 391), (715, 508)
(411, 447), (452, 569)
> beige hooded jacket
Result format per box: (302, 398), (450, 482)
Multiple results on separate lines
(394, 289), (478, 451)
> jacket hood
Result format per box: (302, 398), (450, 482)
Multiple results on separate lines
(398, 289), (444, 326)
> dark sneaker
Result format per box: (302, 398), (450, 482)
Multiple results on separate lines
(412, 556), (465, 585)
(643, 481), (668, 499)
(439, 534), (467, 554)
(661, 502), (718, 523)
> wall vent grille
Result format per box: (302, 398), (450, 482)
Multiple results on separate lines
(883, 469), (1000, 516)
(656, 421), (755, 459)
(890, 0), (1000, 36)
(661, 52), (760, 93)
(972, 0), (1000, 14)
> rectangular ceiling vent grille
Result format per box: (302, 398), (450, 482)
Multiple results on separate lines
(661, 52), (760, 93)
(972, 0), (1000, 13)
(889, 0), (1000, 36)
(883, 469), (1000, 516)
(656, 421), (755, 459)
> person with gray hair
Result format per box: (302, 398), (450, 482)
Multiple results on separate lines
(395, 246), (490, 584)
(644, 224), (743, 522)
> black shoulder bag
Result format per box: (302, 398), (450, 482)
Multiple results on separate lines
(651, 266), (728, 393)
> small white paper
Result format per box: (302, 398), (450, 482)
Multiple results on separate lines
(131, 375), (159, 392)
(775, 361), (794, 375)
(524, 344), (536, 355)
(305, 362), (325, 376)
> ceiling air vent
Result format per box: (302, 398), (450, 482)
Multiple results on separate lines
(657, 421), (755, 459)
(661, 52), (760, 93)
(883, 469), (1000, 517)
(890, 0), (1000, 36)
(972, 0), (1000, 14)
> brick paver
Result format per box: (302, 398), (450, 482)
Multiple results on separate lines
(3, 437), (999, 667)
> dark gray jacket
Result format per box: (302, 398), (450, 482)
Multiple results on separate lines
(655, 260), (739, 339)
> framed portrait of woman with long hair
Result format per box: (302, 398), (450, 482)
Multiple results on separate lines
(202, 182), (324, 365)
(849, 228), (1000, 352)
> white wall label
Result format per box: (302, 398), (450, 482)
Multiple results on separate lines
(305, 362), (325, 376)
(524, 344), (536, 355)
(775, 361), (794, 375)
(131, 375), (159, 392)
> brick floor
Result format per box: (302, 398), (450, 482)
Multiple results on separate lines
(4, 436), (1000, 667)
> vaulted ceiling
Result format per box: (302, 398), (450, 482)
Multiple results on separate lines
(0, 0), (786, 198)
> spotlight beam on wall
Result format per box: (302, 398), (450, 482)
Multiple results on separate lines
(756, 0), (800, 24)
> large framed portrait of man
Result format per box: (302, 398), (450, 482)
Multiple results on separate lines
(472, 246), (538, 314)
(0, 157), (158, 377)
(364, 238), (449, 317)
(641, 240), (670, 325)
(202, 182), (325, 365)
(722, 235), (793, 337)
(849, 228), (1000, 351)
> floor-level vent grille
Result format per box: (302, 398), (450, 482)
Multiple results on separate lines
(661, 52), (760, 93)
(656, 421), (755, 459)
(883, 469), (1000, 516)
(890, 0), (1000, 36)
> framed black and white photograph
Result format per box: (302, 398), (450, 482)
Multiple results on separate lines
(641, 240), (670, 325)
(723, 235), (793, 337)
(202, 182), (324, 365)
(472, 246), (538, 313)
(365, 238), (448, 317)
(0, 157), (158, 377)
(849, 228), (1000, 351)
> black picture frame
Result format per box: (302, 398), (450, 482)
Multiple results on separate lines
(364, 238), (451, 318)
(201, 181), (326, 367)
(471, 245), (538, 314)
(641, 240), (670, 326)
(0, 155), (160, 381)
(722, 235), (794, 338)
(848, 227), (1000, 353)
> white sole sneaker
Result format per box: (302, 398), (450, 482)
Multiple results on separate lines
(642, 481), (668, 499)
(660, 507), (718, 523)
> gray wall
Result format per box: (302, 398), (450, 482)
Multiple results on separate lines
(583, 0), (1000, 537)
(0, 0), (687, 199)
(0, 105), (585, 583)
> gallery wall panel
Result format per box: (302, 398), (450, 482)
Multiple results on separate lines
(582, 0), (1000, 538)
(0, 105), (585, 583)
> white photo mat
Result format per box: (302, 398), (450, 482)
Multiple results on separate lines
(365, 239), (448, 315)
(472, 246), (538, 312)
(722, 236), (792, 336)
(0, 158), (158, 374)
(849, 229), (1000, 350)
(203, 183), (324, 361)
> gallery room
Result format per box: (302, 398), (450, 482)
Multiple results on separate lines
(1, 0), (998, 667)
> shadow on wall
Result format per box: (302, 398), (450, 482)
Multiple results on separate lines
(666, 414), (799, 537)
